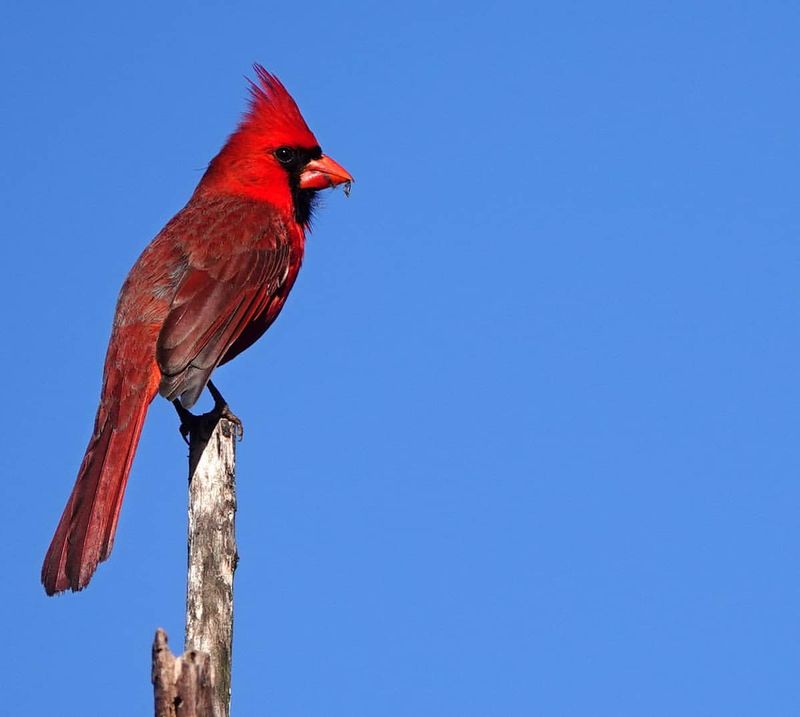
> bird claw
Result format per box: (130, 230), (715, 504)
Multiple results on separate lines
(173, 380), (243, 444)
(218, 404), (244, 441)
(208, 381), (244, 441)
(173, 400), (195, 445)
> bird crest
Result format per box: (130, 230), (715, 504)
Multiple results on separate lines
(239, 64), (318, 148)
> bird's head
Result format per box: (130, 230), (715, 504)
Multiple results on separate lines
(198, 64), (352, 226)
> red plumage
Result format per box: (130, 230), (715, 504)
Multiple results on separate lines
(41, 65), (352, 595)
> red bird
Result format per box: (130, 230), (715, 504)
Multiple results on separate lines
(41, 65), (352, 595)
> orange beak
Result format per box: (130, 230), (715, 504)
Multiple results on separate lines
(299, 154), (353, 195)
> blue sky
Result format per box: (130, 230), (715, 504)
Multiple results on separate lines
(2, 1), (799, 715)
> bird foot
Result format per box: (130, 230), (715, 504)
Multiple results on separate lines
(217, 404), (244, 440)
(207, 380), (244, 440)
(173, 380), (243, 444)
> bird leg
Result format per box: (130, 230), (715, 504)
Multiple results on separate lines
(206, 380), (244, 439)
(172, 400), (195, 445)
(173, 380), (244, 445)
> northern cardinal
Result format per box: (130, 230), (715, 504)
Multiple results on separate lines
(41, 65), (352, 595)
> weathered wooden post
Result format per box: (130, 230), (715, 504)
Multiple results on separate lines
(153, 412), (239, 717)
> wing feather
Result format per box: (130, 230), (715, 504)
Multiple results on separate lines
(156, 241), (291, 406)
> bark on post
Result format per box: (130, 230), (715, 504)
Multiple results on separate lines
(185, 416), (239, 717)
(152, 629), (217, 717)
(152, 414), (238, 717)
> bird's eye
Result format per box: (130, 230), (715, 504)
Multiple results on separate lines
(275, 147), (296, 164)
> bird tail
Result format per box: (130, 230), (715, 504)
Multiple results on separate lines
(41, 359), (159, 595)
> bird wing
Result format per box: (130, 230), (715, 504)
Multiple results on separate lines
(156, 238), (291, 407)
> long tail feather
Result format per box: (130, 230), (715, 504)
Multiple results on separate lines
(42, 364), (158, 595)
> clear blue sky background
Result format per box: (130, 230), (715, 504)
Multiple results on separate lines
(1, 2), (798, 715)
